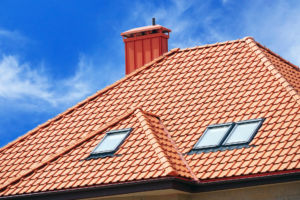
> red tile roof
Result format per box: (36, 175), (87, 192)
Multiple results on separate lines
(0, 37), (299, 197)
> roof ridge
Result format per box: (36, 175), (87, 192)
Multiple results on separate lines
(256, 42), (299, 70)
(0, 48), (180, 154)
(178, 37), (248, 52)
(157, 120), (199, 182)
(244, 37), (300, 105)
(135, 108), (199, 182)
(0, 109), (135, 192)
(134, 108), (178, 176)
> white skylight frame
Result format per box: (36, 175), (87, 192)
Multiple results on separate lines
(89, 128), (132, 158)
(193, 123), (234, 149)
(223, 119), (264, 146)
(192, 118), (264, 151)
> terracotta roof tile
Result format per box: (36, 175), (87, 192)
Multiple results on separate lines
(0, 37), (299, 197)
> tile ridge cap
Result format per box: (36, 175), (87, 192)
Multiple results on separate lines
(178, 37), (246, 52)
(0, 49), (179, 154)
(141, 110), (160, 118)
(0, 109), (135, 192)
(255, 41), (299, 70)
(134, 108), (178, 177)
(244, 37), (300, 105)
(157, 120), (200, 182)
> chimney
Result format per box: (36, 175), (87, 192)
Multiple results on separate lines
(121, 19), (171, 75)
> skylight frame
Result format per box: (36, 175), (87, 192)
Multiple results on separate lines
(89, 128), (132, 158)
(190, 118), (265, 154)
(223, 118), (264, 146)
(192, 122), (234, 150)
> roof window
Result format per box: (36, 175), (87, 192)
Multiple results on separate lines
(88, 128), (132, 159)
(223, 119), (262, 145)
(194, 123), (232, 149)
(191, 119), (264, 153)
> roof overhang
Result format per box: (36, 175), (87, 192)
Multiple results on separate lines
(1, 171), (299, 200)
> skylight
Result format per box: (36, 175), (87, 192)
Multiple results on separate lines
(194, 124), (232, 149)
(192, 119), (264, 152)
(89, 128), (132, 158)
(223, 119), (263, 145)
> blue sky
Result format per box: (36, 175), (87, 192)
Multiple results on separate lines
(0, 0), (300, 147)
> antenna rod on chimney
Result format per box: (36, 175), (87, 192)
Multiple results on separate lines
(152, 18), (156, 25)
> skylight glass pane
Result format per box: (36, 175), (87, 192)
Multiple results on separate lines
(224, 121), (261, 145)
(93, 131), (128, 154)
(194, 125), (231, 149)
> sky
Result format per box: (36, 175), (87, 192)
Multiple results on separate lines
(0, 0), (300, 147)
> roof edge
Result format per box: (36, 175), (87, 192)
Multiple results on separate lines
(1, 171), (299, 199)
(244, 37), (300, 105)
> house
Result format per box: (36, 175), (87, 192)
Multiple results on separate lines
(0, 23), (299, 200)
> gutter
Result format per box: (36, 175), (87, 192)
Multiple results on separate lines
(1, 171), (300, 200)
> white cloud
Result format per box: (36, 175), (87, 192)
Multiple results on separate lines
(129, 0), (300, 66)
(0, 29), (27, 41)
(52, 54), (122, 107)
(0, 55), (51, 99)
(130, 1), (198, 48)
(0, 54), (121, 111)
(129, 0), (229, 49)
(0, 28), (30, 53)
(240, 1), (300, 66)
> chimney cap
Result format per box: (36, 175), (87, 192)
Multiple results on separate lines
(121, 25), (171, 37)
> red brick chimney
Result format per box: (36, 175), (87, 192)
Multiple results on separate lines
(121, 19), (171, 75)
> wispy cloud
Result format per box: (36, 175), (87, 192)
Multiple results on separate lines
(0, 29), (28, 42)
(129, 0), (230, 49)
(240, 1), (300, 66)
(129, 0), (300, 66)
(52, 54), (123, 107)
(0, 55), (50, 99)
(0, 53), (121, 111)
(0, 28), (30, 53)
(0, 27), (124, 147)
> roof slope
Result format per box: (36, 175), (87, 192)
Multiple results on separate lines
(0, 37), (299, 197)
(0, 108), (195, 196)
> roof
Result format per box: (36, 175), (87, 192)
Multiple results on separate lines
(0, 37), (299, 198)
